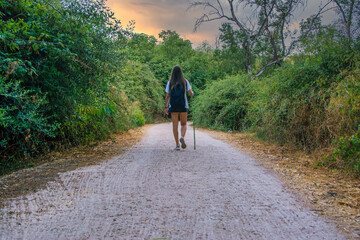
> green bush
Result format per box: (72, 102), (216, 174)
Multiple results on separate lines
(0, 0), (162, 174)
(129, 103), (146, 127)
(325, 70), (360, 174)
(116, 61), (163, 122)
(248, 57), (331, 147)
(331, 130), (360, 176)
(246, 43), (360, 175)
(192, 74), (253, 130)
(0, 80), (58, 158)
(247, 40), (357, 148)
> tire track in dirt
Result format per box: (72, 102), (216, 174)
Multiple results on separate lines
(0, 123), (344, 239)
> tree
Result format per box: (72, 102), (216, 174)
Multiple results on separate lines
(0, 0), (142, 166)
(331, 0), (360, 41)
(218, 23), (248, 74)
(189, 0), (306, 76)
(158, 30), (194, 62)
(126, 33), (157, 63)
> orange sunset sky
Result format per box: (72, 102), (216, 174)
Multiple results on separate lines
(105, 0), (337, 48)
(106, 0), (222, 47)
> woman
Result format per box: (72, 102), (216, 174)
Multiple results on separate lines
(164, 66), (194, 150)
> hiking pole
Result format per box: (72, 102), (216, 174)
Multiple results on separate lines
(191, 93), (196, 150)
(193, 118), (196, 150)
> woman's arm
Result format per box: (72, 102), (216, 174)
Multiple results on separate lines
(188, 90), (194, 97)
(164, 93), (170, 115)
(186, 79), (193, 97)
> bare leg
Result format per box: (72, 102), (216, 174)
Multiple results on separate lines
(171, 113), (179, 145)
(180, 112), (188, 138)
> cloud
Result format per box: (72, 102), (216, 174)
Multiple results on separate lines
(131, 2), (161, 7)
(106, 0), (223, 46)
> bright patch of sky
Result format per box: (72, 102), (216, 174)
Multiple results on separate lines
(106, 0), (339, 48)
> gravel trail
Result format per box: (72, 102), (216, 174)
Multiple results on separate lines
(0, 123), (344, 239)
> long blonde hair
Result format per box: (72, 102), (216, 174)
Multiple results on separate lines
(169, 65), (186, 94)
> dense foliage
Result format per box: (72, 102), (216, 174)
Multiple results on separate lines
(0, 0), (163, 174)
(0, 0), (238, 174)
(193, 26), (360, 175)
(192, 75), (253, 131)
(1, 0), (359, 176)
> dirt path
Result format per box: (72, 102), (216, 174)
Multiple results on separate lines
(0, 123), (344, 239)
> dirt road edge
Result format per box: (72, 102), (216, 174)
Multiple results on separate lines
(198, 127), (360, 239)
(0, 125), (149, 204)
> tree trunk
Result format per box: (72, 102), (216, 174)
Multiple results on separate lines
(244, 39), (252, 73)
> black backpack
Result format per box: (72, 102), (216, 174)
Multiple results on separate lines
(170, 84), (186, 111)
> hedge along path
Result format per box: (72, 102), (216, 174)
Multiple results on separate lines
(0, 123), (344, 239)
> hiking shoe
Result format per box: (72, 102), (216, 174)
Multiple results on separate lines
(180, 137), (186, 149)
(174, 144), (180, 151)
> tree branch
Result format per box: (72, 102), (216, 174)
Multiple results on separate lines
(254, 58), (283, 78)
(228, 0), (249, 33)
(194, 14), (228, 32)
(189, 1), (232, 32)
(253, 1), (334, 78)
(333, 0), (355, 39)
(250, 1), (276, 39)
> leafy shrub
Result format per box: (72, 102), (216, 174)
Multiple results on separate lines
(192, 74), (253, 130)
(0, 0), (162, 174)
(116, 61), (163, 122)
(248, 38), (358, 147)
(0, 80), (58, 165)
(330, 130), (360, 176)
(326, 70), (360, 174)
(248, 57), (333, 148)
(129, 103), (146, 127)
(246, 41), (360, 175)
(327, 70), (360, 137)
